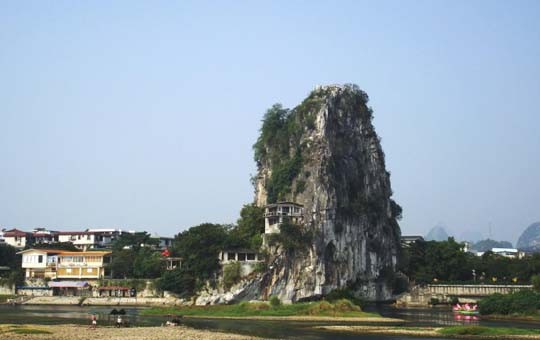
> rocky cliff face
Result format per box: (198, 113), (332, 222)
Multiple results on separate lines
(253, 84), (401, 302)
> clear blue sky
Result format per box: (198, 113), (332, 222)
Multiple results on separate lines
(1, 1), (539, 243)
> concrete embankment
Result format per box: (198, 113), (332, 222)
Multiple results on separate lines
(23, 296), (185, 306)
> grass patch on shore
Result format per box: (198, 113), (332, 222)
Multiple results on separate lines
(143, 299), (379, 318)
(0, 294), (16, 303)
(439, 326), (540, 336)
(0, 325), (52, 335)
(11, 328), (52, 335)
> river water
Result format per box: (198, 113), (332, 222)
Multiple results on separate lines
(0, 304), (537, 340)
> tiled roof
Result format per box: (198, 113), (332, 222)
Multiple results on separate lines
(3, 229), (30, 237)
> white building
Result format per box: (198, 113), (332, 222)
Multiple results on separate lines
(57, 232), (95, 250)
(18, 249), (62, 280)
(475, 248), (525, 259)
(2, 229), (33, 249)
(218, 249), (263, 276)
(264, 202), (304, 234)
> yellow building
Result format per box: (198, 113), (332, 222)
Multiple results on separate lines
(56, 251), (111, 280)
(18, 249), (111, 281)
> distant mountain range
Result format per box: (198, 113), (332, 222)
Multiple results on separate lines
(425, 225), (449, 241)
(517, 222), (540, 251)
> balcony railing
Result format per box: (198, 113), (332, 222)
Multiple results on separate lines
(264, 211), (303, 217)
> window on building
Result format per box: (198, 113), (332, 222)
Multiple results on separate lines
(38, 255), (43, 263)
(247, 253), (255, 261)
(238, 253), (246, 261)
(87, 268), (93, 273)
(227, 252), (235, 261)
(66, 268), (72, 273)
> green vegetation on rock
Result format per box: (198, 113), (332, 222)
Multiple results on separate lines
(253, 88), (336, 204)
(223, 262), (241, 289)
(266, 221), (313, 252)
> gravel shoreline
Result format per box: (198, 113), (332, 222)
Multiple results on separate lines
(0, 324), (266, 340)
(315, 325), (540, 339)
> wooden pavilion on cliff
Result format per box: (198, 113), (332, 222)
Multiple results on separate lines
(263, 202), (304, 234)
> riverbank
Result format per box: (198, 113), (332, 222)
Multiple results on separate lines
(316, 325), (540, 339)
(18, 296), (183, 306)
(0, 324), (263, 340)
(140, 299), (403, 323)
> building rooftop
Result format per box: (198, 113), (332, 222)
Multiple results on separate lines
(265, 201), (304, 208)
(3, 228), (30, 237)
(17, 248), (112, 256)
(491, 248), (519, 253)
(16, 249), (68, 255)
(59, 251), (111, 256)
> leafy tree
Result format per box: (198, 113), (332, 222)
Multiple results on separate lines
(267, 221), (313, 252)
(163, 223), (228, 296)
(157, 268), (196, 298)
(223, 262), (241, 289)
(112, 232), (157, 251)
(253, 104), (290, 165)
(226, 203), (265, 249)
(110, 249), (135, 279)
(532, 274), (540, 292)
(32, 242), (78, 251)
(402, 238), (472, 283)
(0, 244), (18, 269)
(0, 244), (24, 286)
(133, 248), (164, 279)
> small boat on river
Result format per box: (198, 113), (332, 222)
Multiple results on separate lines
(453, 303), (479, 315)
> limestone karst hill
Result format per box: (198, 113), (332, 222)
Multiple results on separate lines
(517, 222), (540, 251)
(197, 84), (402, 304)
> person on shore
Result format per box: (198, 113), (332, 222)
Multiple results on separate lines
(116, 315), (122, 328)
(89, 314), (97, 329)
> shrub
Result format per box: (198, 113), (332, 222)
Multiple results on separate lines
(278, 221), (313, 252)
(269, 295), (282, 307)
(479, 290), (540, 315)
(307, 300), (333, 314)
(307, 299), (361, 315)
(532, 274), (540, 292)
(449, 296), (459, 305)
(333, 299), (361, 312)
(326, 288), (365, 308)
(249, 302), (271, 311)
(223, 262), (242, 289)
(253, 262), (267, 273)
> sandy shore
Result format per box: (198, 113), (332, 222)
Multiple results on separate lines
(315, 325), (540, 339)
(317, 325), (440, 336)
(0, 324), (265, 340)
